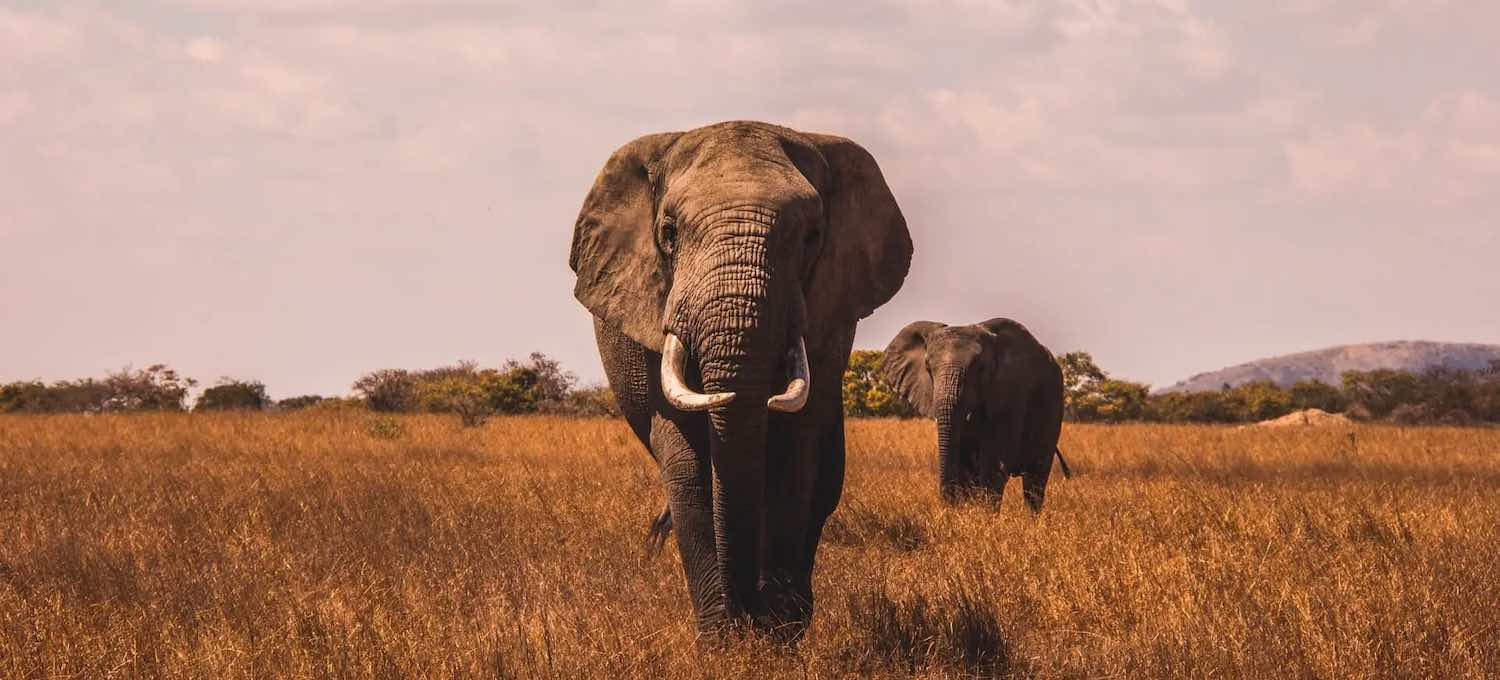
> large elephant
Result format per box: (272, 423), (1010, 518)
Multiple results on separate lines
(882, 318), (1070, 509)
(569, 121), (912, 637)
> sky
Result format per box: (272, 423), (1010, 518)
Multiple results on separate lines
(3, 0), (1498, 398)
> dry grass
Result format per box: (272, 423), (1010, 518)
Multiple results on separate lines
(2, 414), (1497, 678)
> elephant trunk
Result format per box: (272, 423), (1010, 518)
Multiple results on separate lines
(933, 368), (966, 502)
(669, 212), (798, 629)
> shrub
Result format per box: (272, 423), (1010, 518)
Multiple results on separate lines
(276, 395), (325, 411)
(101, 364), (196, 412)
(1, 366), (194, 413)
(352, 369), (416, 412)
(414, 374), (493, 427)
(1057, 352), (1150, 422)
(1342, 370), (1422, 420)
(195, 379), (270, 412)
(843, 350), (916, 418)
(367, 416), (405, 440)
(1289, 380), (1347, 413)
(538, 385), (620, 417)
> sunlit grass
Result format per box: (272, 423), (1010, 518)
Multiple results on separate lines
(1, 414), (1496, 678)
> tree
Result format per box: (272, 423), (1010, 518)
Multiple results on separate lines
(1288, 380), (1346, 413)
(353, 369), (416, 412)
(1226, 380), (1294, 422)
(195, 379), (270, 411)
(1146, 391), (1238, 423)
(1057, 351), (1107, 412)
(1071, 379), (1150, 422)
(101, 364), (196, 412)
(276, 395), (325, 411)
(841, 350), (916, 417)
(1341, 370), (1421, 419)
(1056, 351), (1150, 422)
(414, 374), (494, 426)
(501, 352), (577, 407)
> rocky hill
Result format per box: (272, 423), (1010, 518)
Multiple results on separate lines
(1158, 341), (1500, 394)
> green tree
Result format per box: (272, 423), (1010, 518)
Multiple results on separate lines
(1225, 380), (1294, 422)
(1071, 378), (1150, 422)
(841, 350), (915, 417)
(1056, 351), (1150, 422)
(414, 374), (494, 426)
(1341, 369), (1421, 419)
(1288, 380), (1346, 413)
(352, 369), (415, 412)
(1146, 391), (1238, 423)
(276, 395), (325, 411)
(194, 379), (270, 411)
(102, 364), (196, 412)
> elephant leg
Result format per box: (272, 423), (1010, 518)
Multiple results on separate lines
(757, 414), (821, 639)
(594, 319), (675, 544)
(1021, 380), (1064, 515)
(978, 412), (1023, 505)
(758, 335), (852, 641)
(650, 411), (726, 633)
(1021, 467), (1051, 514)
(959, 420), (985, 493)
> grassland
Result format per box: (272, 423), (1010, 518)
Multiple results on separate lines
(1, 414), (1497, 678)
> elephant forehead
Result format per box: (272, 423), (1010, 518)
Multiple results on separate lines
(927, 329), (987, 359)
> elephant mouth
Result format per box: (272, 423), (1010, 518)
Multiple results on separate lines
(661, 333), (809, 413)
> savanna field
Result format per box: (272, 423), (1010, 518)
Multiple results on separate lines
(2, 414), (1497, 679)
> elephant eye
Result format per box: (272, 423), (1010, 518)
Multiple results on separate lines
(804, 228), (821, 245)
(660, 219), (678, 255)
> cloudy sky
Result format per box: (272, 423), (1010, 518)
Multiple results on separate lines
(3, 0), (1497, 397)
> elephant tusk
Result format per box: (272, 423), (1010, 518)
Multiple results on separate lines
(768, 336), (810, 413)
(661, 333), (736, 411)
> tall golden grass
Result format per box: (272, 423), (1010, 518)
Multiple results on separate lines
(2, 413), (1497, 678)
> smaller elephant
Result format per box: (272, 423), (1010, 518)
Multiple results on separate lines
(882, 318), (1071, 509)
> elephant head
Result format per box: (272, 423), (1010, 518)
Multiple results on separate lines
(569, 121), (911, 631)
(884, 318), (1064, 503)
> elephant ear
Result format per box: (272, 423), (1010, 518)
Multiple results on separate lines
(882, 321), (947, 417)
(569, 132), (683, 352)
(802, 133), (914, 340)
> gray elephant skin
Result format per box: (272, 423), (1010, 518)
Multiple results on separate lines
(882, 318), (1070, 509)
(568, 121), (912, 638)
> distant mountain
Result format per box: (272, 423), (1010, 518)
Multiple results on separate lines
(1158, 341), (1500, 394)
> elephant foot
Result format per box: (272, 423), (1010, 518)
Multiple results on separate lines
(755, 577), (813, 644)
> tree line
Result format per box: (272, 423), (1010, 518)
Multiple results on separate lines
(6, 350), (1500, 426)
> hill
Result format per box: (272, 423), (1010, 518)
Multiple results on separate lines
(1158, 340), (1500, 394)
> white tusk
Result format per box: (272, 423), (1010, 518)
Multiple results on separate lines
(661, 333), (736, 411)
(767, 336), (810, 413)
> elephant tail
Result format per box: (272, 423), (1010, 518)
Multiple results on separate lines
(644, 504), (673, 558)
(1054, 447), (1074, 479)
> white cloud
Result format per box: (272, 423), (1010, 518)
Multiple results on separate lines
(183, 36), (225, 62)
(2, 0), (1498, 394)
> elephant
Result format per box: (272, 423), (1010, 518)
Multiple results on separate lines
(568, 121), (913, 638)
(882, 318), (1070, 509)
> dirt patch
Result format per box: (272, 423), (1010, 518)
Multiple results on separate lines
(1255, 408), (1353, 428)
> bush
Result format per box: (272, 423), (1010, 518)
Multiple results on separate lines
(2, 365), (195, 413)
(538, 385), (620, 417)
(1146, 390), (1239, 423)
(352, 369), (415, 412)
(414, 373), (494, 427)
(0, 379), (110, 413)
(1289, 380), (1347, 413)
(843, 350), (916, 418)
(1057, 352), (1150, 422)
(276, 395), (325, 411)
(1342, 370), (1422, 420)
(195, 379), (270, 412)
